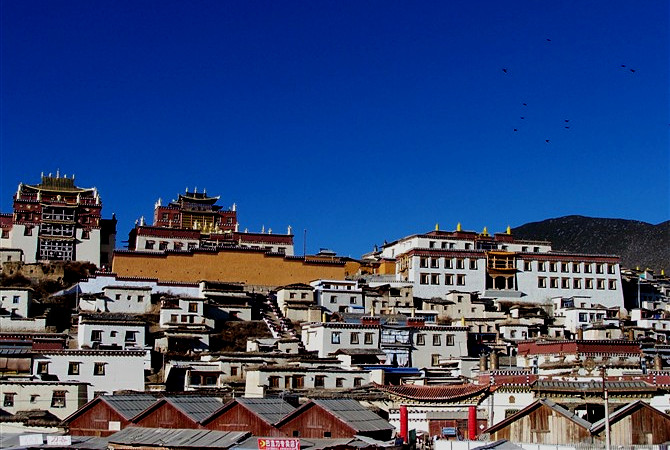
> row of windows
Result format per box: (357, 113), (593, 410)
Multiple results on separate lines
(145, 240), (197, 251)
(332, 331), (375, 344)
(113, 293), (145, 302)
(419, 273), (466, 286)
(330, 331), (455, 346)
(3, 391), (67, 408)
(419, 257), (477, 270)
(329, 295), (359, 304)
(90, 330), (137, 342)
(267, 374), (364, 389)
(0, 295), (21, 304)
(37, 361), (106, 376)
(525, 261), (616, 274)
(416, 333), (455, 346)
(537, 277), (617, 290)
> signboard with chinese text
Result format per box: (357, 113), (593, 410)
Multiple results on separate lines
(258, 438), (300, 450)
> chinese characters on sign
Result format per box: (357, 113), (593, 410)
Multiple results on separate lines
(258, 438), (301, 450)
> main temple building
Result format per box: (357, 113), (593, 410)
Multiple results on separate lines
(0, 173), (116, 267)
(127, 188), (295, 256)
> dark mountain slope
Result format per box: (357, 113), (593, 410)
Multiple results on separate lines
(512, 215), (669, 271)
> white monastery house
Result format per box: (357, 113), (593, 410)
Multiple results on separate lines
(373, 224), (624, 308)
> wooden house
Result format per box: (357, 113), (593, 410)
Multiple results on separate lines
(65, 393), (157, 437)
(591, 400), (670, 445)
(275, 398), (394, 441)
(201, 397), (295, 436)
(484, 399), (593, 445)
(131, 396), (223, 429)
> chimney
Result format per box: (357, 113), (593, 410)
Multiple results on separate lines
(490, 352), (499, 370)
(655, 354), (663, 371)
(479, 354), (488, 372)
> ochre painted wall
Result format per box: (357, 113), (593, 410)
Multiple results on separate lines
(112, 250), (360, 286)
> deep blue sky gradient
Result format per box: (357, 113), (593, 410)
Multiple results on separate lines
(1, 1), (668, 257)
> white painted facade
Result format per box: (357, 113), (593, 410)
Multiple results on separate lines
(0, 378), (88, 419)
(78, 285), (153, 314)
(3, 225), (38, 264)
(0, 316), (47, 332)
(0, 248), (24, 263)
(77, 315), (147, 350)
(302, 323), (380, 358)
(73, 273), (201, 298)
(32, 349), (146, 401)
(0, 287), (32, 318)
(244, 366), (371, 397)
(159, 297), (211, 328)
(379, 229), (624, 308)
(310, 279), (364, 314)
(301, 322), (469, 368)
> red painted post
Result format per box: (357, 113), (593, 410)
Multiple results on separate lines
(399, 405), (408, 443)
(468, 406), (477, 440)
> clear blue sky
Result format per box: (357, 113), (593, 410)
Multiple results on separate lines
(1, 1), (668, 257)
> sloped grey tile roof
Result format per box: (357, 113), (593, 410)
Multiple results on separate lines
(235, 397), (296, 424)
(102, 394), (158, 420)
(167, 396), (225, 423)
(312, 399), (394, 432)
(108, 427), (249, 448)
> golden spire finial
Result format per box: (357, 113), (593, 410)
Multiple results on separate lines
(506, 225), (511, 235)
(482, 226), (488, 236)
(435, 223), (439, 231)
(662, 269), (665, 276)
(456, 222), (462, 232)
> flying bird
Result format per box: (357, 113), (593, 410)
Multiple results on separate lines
(621, 64), (626, 68)
(630, 69), (636, 73)
(546, 38), (552, 42)
(522, 103), (528, 106)
(564, 119), (570, 123)
(520, 116), (525, 119)
(502, 68), (508, 73)
(564, 126), (570, 129)
(545, 139), (551, 143)
(513, 128), (518, 132)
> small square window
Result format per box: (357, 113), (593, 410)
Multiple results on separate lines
(94, 362), (106, 376)
(433, 334), (441, 346)
(416, 334), (425, 345)
(331, 332), (341, 344)
(4, 393), (15, 407)
(364, 333), (374, 345)
(51, 391), (66, 408)
(68, 362), (80, 375)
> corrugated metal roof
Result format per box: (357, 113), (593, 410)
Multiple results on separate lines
(235, 397), (296, 424)
(313, 399), (393, 432)
(534, 380), (653, 391)
(167, 396), (225, 423)
(108, 427), (249, 448)
(102, 394), (158, 420)
(231, 436), (361, 450)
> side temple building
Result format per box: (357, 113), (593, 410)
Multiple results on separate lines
(0, 173), (116, 267)
(370, 224), (624, 308)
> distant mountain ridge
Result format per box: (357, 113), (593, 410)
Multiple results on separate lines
(512, 215), (669, 272)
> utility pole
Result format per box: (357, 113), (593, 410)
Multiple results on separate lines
(602, 367), (611, 450)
